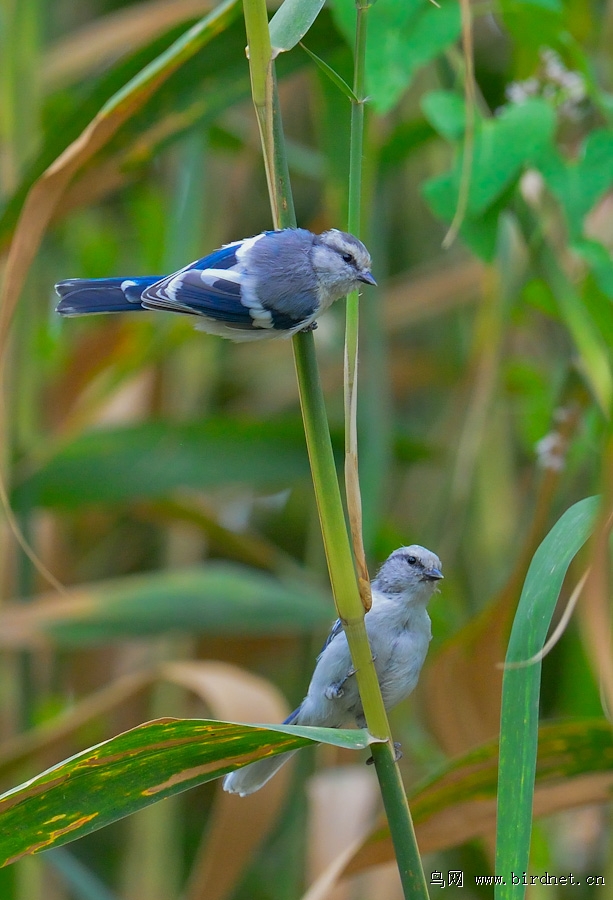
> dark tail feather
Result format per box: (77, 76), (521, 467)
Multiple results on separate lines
(55, 277), (160, 316)
(283, 706), (301, 725)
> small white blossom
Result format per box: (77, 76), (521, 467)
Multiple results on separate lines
(536, 431), (567, 471)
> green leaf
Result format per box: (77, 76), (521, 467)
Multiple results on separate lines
(574, 238), (613, 300)
(269, 0), (326, 53)
(421, 90), (467, 141)
(532, 230), (613, 411)
(0, 563), (333, 645)
(300, 43), (357, 102)
(330, 0), (461, 114)
(466, 100), (556, 215)
(414, 719), (613, 837)
(13, 418), (314, 510)
(0, 718), (377, 865)
(336, 719), (613, 877)
(495, 496), (599, 900)
(423, 172), (507, 261)
(423, 100), (556, 259)
(539, 130), (613, 240)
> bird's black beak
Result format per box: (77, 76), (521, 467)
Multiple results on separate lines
(359, 271), (377, 286)
(424, 567), (443, 581)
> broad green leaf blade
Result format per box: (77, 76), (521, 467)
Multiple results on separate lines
(269, 0), (325, 52)
(427, 98), (556, 217)
(465, 100), (556, 215)
(423, 99), (557, 261)
(495, 496), (599, 900)
(423, 172), (506, 261)
(0, 563), (333, 645)
(0, 718), (376, 866)
(12, 418), (315, 510)
(421, 90), (467, 141)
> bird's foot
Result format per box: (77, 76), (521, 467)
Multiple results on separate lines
(300, 321), (318, 333)
(366, 741), (403, 766)
(324, 666), (356, 701)
(324, 683), (344, 700)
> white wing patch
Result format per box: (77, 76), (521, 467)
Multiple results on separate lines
(199, 268), (243, 286)
(235, 232), (266, 263)
(238, 281), (274, 328)
(163, 274), (182, 303)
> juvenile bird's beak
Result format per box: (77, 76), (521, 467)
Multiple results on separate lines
(359, 271), (377, 286)
(424, 567), (443, 581)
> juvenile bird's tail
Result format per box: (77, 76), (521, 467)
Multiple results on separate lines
(222, 749), (298, 796)
(222, 705), (302, 797)
(55, 276), (160, 316)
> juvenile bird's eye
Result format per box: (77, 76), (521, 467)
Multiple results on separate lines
(406, 555), (417, 566)
(342, 253), (354, 264)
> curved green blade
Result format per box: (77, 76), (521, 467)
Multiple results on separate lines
(496, 496), (599, 899)
(0, 718), (377, 866)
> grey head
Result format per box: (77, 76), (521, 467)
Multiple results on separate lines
(373, 545), (443, 599)
(311, 230), (376, 304)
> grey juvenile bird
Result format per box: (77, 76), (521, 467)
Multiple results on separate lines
(55, 228), (375, 341)
(223, 545), (443, 796)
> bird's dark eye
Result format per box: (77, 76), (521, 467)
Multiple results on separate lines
(342, 253), (354, 264)
(406, 555), (417, 566)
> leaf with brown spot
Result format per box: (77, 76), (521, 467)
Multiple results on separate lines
(0, 718), (377, 866)
(0, 659), (293, 900)
(162, 661), (292, 900)
(302, 719), (613, 899)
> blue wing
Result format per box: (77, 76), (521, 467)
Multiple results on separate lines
(142, 245), (247, 322)
(55, 245), (244, 318)
(56, 233), (307, 333)
(141, 241), (304, 332)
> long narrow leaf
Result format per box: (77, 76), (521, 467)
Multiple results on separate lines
(299, 43), (357, 102)
(0, 718), (377, 866)
(495, 496), (599, 899)
(269, 0), (325, 52)
(303, 718), (613, 896)
(0, 563), (332, 646)
(12, 418), (315, 511)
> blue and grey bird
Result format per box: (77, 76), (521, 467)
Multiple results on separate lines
(223, 545), (443, 796)
(55, 228), (375, 341)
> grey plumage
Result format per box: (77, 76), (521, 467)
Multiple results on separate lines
(55, 228), (375, 341)
(223, 545), (442, 796)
